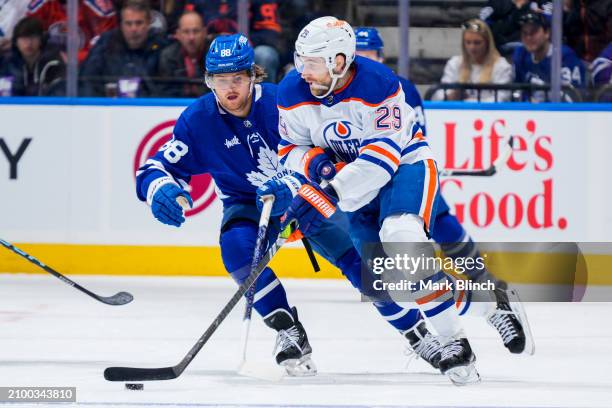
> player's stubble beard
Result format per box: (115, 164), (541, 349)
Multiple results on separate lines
(219, 87), (252, 117)
(308, 76), (334, 97)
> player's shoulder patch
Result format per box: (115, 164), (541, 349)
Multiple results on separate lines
(27, 0), (47, 13)
(84, 0), (116, 17)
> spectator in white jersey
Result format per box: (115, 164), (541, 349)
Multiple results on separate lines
(433, 18), (512, 102)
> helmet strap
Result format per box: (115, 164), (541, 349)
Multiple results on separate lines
(313, 58), (350, 99)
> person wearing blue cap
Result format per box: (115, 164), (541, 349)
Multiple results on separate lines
(513, 12), (585, 102)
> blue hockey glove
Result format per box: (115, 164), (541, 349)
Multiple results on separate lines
(302, 147), (336, 184)
(282, 183), (338, 236)
(151, 183), (193, 227)
(256, 174), (305, 216)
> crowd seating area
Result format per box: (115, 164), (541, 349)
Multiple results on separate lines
(0, 0), (609, 101)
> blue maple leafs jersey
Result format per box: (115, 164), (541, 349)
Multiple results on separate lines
(399, 76), (426, 136)
(136, 83), (291, 207)
(592, 43), (612, 86)
(513, 44), (585, 90)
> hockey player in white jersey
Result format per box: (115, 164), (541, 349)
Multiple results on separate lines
(272, 16), (480, 385)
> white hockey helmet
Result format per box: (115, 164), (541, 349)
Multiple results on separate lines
(294, 16), (356, 98)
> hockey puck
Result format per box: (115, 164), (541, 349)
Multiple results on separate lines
(125, 383), (144, 390)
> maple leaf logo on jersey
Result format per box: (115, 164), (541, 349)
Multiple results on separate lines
(245, 146), (290, 188)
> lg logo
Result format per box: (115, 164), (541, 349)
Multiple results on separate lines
(0, 138), (31, 180)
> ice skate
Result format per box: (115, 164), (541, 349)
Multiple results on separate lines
(265, 307), (317, 377)
(487, 286), (535, 355)
(404, 321), (443, 369)
(438, 336), (480, 386)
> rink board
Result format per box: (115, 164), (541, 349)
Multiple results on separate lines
(1, 243), (612, 288)
(0, 99), (611, 283)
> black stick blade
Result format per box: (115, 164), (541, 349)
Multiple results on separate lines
(104, 366), (177, 381)
(99, 291), (134, 306)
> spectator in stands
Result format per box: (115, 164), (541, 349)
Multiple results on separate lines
(250, 0), (282, 82)
(0, 0), (29, 53)
(26, 0), (117, 62)
(433, 18), (512, 102)
(563, 0), (612, 63)
(513, 11), (585, 102)
(158, 10), (209, 97)
(186, 0), (282, 81)
(0, 16), (65, 96)
(187, 0), (238, 36)
(153, 0), (188, 35)
(592, 42), (612, 86)
(80, 0), (167, 97)
(480, 0), (552, 55)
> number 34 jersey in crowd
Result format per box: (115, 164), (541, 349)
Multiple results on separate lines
(136, 83), (291, 207)
(277, 56), (434, 212)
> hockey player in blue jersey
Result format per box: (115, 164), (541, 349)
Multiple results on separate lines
(513, 12), (585, 102)
(135, 33), (445, 376)
(353, 26), (532, 357)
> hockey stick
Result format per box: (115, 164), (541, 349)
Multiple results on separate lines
(238, 197), (274, 373)
(0, 238), (133, 306)
(439, 136), (515, 177)
(104, 204), (297, 382)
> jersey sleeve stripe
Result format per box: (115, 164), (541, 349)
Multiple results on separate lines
(358, 154), (395, 177)
(360, 137), (401, 153)
(277, 101), (321, 111)
(401, 141), (428, 156)
(359, 145), (400, 166)
(28, 0), (45, 12)
(419, 159), (439, 232)
(136, 159), (173, 178)
(416, 287), (451, 305)
(85, 0), (116, 17)
(278, 144), (296, 157)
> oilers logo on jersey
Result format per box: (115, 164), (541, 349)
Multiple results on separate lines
(320, 120), (362, 163)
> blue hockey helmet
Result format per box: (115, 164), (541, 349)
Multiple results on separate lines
(205, 33), (254, 75)
(354, 27), (384, 51)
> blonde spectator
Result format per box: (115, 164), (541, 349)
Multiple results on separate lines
(434, 18), (513, 102)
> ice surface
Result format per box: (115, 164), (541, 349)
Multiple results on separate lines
(1, 274), (610, 408)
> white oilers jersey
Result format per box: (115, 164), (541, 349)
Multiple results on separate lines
(277, 56), (434, 212)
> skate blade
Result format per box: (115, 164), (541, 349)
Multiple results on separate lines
(281, 354), (317, 377)
(507, 289), (536, 355)
(446, 364), (481, 386)
(238, 360), (285, 381)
